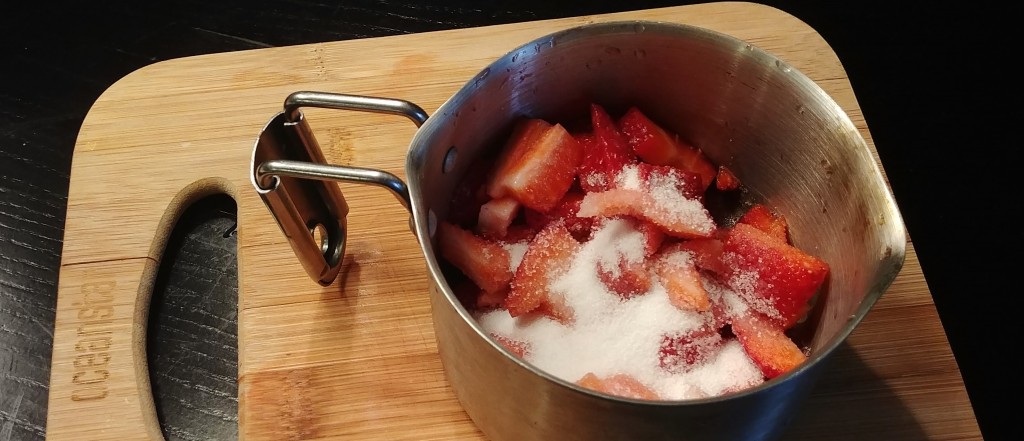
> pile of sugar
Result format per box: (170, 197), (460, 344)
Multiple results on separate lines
(476, 218), (764, 400)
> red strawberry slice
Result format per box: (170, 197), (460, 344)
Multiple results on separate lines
(437, 221), (513, 294)
(653, 246), (711, 312)
(632, 218), (666, 257)
(488, 118), (584, 212)
(715, 165), (741, 191)
(577, 104), (636, 192)
(658, 325), (725, 372)
(505, 222), (580, 323)
(633, 162), (704, 201)
(732, 313), (807, 379)
(597, 257), (650, 299)
(737, 204), (789, 244)
(576, 373), (660, 400)
(618, 106), (717, 190)
(524, 190), (593, 241)
(491, 333), (530, 358)
(477, 197), (521, 239)
(676, 238), (728, 276)
(578, 187), (716, 239)
(722, 223), (829, 329)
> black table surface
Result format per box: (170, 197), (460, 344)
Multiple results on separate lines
(1, 1), (1015, 440)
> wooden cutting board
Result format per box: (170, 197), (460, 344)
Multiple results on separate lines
(46, 2), (982, 440)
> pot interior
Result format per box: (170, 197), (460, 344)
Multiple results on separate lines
(407, 21), (905, 383)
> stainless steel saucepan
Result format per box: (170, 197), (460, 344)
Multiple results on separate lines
(251, 20), (906, 441)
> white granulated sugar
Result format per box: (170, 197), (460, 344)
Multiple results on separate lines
(676, 339), (763, 398)
(648, 176), (716, 235)
(704, 278), (750, 318)
(615, 164), (643, 190)
(502, 241), (529, 273)
(722, 257), (780, 321)
(478, 218), (719, 397)
(584, 172), (607, 189)
(590, 218), (646, 277)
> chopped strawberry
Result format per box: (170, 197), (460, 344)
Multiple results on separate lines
(575, 373), (660, 400)
(577, 104), (636, 192)
(578, 187), (716, 239)
(597, 257), (650, 299)
(488, 118), (584, 212)
(653, 247), (711, 312)
(722, 223), (829, 329)
(533, 299), (574, 325)
(659, 326), (724, 372)
(524, 190), (593, 241)
(618, 106), (717, 190)
(437, 221), (513, 294)
(477, 197), (521, 239)
(633, 162), (704, 201)
(715, 165), (741, 191)
(732, 313), (807, 379)
(505, 222), (580, 323)
(632, 218), (666, 257)
(737, 204), (789, 244)
(675, 238), (728, 276)
(491, 333), (530, 358)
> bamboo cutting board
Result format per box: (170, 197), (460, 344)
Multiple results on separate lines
(47, 2), (982, 440)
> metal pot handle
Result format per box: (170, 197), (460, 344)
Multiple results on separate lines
(250, 91), (428, 286)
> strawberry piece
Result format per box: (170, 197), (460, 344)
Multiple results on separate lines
(477, 197), (521, 239)
(578, 188), (716, 239)
(653, 246), (711, 312)
(618, 106), (717, 190)
(505, 222), (580, 323)
(524, 190), (593, 241)
(732, 313), (807, 379)
(491, 333), (530, 358)
(576, 373), (660, 400)
(633, 218), (665, 257)
(722, 223), (829, 329)
(597, 258), (650, 299)
(577, 104), (636, 192)
(488, 118), (584, 212)
(737, 204), (789, 244)
(633, 162), (704, 201)
(437, 221), (513, 294)
(676, 238), (728, 276)
(659, 326), (725, 372)
(715, 165), (741, 191)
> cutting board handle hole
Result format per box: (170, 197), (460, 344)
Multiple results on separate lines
(147, 194), (240, 440)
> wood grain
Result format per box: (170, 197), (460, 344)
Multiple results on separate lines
(47, 2), (982, 440)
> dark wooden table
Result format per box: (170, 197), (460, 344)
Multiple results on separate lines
(0, 1), (1013, 440)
